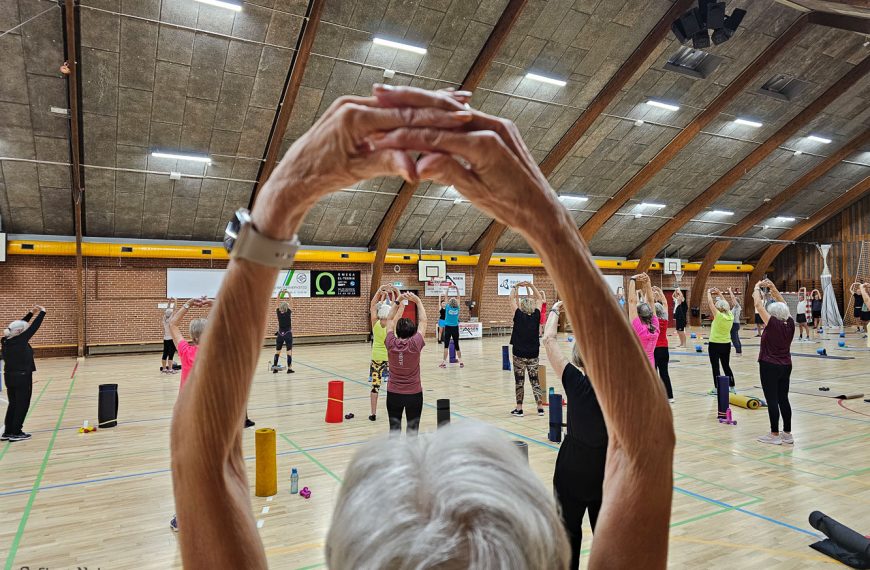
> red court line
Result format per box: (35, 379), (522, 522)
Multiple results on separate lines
(837, 399), (870, 418)
(70, 361), (79, 379)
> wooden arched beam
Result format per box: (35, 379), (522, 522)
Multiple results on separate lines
(687, 128), (870, 324)
(744, 174), (870, 319)
(632, 53), (870, 272)
(367, 0), (528, 302)
(468, 0), (696, 315)
(578, 14), (809, 242)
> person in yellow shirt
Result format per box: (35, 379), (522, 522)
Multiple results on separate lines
(706, 287), (736, 391)
(369, 285), (399, 421)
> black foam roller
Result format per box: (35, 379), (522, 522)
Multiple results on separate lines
(436, 398), (450, 428)
(98, 383), (119, 428)
(810, 511), (870, 559)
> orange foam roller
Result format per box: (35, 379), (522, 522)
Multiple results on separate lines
(255, 428), (277, 497)
(325, 380), (344, 423)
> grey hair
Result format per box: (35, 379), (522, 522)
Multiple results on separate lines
(571, 343), (584, 369)
(637, 303), (656, 333)
(3, 320), (29, 339)
(654, 302), (667, 319)
(448, 298), (459, 308)
(189, 318), (207, 344)
(376, 302), (392, 320)
(278, 301), (290, 313)
(325, 422), (570, 569)
(767, 301), (790, 321)
(519, 296), (536, 315)
(715, 299), (731, 313)
(164, 308), (174, 319)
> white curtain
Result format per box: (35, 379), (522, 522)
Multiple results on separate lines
(818, 245), (843, 331)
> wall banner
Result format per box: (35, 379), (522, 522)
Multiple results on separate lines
(497, 273), (534, 296)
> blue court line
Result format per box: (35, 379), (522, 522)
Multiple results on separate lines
(0, 439), (368, 498)
(674, 486), (822, 539)
(671, 351), (855, 361)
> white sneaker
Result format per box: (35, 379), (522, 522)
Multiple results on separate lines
(757, 433), (782, 445)
(781, 433), (794, 445)
(668, 398), (675, 404)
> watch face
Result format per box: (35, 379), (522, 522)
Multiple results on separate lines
(224, 216), (240, 253)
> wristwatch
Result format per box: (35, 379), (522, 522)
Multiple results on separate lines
(224, 208), (300, 268)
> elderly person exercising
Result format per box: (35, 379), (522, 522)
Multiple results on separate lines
(509, 281), (545, 416)
(170, 86), (674, 569)
(753, 280), (795, 445)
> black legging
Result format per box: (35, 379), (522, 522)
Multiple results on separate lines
(653, 347), (673, 399)
(708, 342), (735, 387)
(3, 370), (33, 436)
(553, 435), (605, 569)
(161, 339), (176, 360)
(386, 391), (423, 435)
(730, 321), (742, 354)
(759, 360), (792, 433)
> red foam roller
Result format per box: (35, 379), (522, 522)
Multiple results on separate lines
(325, 380), (344, 423)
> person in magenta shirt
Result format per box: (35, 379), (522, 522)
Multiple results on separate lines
(384, 292), (428, 435)
(168, 297), (211, 391)
(627, 274), (659, 367)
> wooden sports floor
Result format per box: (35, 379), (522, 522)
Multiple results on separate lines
(1, 328), (868, 569)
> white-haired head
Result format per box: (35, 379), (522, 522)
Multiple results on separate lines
(189, 318), (207, 344)
(767, 302), (790, 321)
(164, 308), (174, 319)
(520, 296), (536, 315)
(325, 422), (570, 569)
(448, 298), (459, 308)
(715, 298), (731, 313)
(654, 302), (667, 320)
(3, 320), (29, 339)
(376, 302), (392, 320)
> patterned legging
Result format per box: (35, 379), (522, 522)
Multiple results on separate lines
(513, 355), (542, 406)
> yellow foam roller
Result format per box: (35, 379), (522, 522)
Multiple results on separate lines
(538, 365), (547, 406)
(729, 393), (762, 410)
(255, 428), (277, 497)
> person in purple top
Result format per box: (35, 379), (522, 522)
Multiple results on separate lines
(384, 292), (428, 435)
(753, 279), (796, 446)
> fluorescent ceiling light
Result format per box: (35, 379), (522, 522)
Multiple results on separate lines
(558, 194), (589, 202)
(525, 73), (567, 87)
(734, 118), (762, 128)
(776, 216), (796, 222)
(711, 209), (734, 215)
(646, 99), (680, 112)
(372, 37), (427, 55)
(194, 0), (243, 11)
(807, 135), (832, 144)
(453, 198), (463, 205)
(640, 202), (666, 209)
(151, 151), (212, 164)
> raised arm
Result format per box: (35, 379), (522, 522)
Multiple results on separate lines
(370, 289), (385, 326)
(753, 282), (771, 325)
(706, 289), (717, 315)
(651, 286), (666, 306)
(529, 282), (545, 312)
(763, 279), (786, 304)
(542, 301), (568, 377)
(509, 283), (519, 312)
(860, 283), (870, 307)
(388, 294), (406, 334)
(407, 292), (427, 334)
(726, 287), (738, 309)
(18, 306), (46, 342)
(628, 277), (639, 321)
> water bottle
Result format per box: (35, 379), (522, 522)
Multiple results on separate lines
(290, 468), (299, 494)
(549, 387), (555, 397)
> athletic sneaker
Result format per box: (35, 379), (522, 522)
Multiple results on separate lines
(439, 362), (447, 368)
(510, 409), (524, 416)
(368, 414), (376, 422)
(537, 409), (545, 416)
(757, 433), (782, 445)
(287, 368), (295, 373)
(169, 515), (178, 532)
(459, 362), (465, 368)
(781, 433), (794, 445)
(8, 433), (32, 442)
(272, 367), (278, 374)
(668, 398), (675, 404)
(244, 418), (255, 429)
(0, 433), (10, 441)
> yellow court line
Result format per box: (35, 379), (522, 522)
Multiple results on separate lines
(670, 535), (840, 564)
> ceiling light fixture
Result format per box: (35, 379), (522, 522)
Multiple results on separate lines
(793, 150), (803, 156)
(194, 0), (243, 11)
(634, 119), (645, 126)
(807, 135), (832, 144)
(646, 99), (680, 112)
(453, 198), (463, 205)
(734, 118), (762, 128)
(640, 202), (666, 209)
(372, 37), (427, 55)
(525, 73), (567, 87)
(776, 216), (796, 222)
(558, 194), (589, 202)
(711, 209), (734, 215)
(151, 151), (212, 164)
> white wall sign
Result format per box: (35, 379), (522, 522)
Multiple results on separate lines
(0, 233), (6, 262)
(459, 321), (482, 339)
(497, 273), (534, 296)
(602, 274), (624, 295)
(167, 269), (311, 299)
(424, 272), (466, 296)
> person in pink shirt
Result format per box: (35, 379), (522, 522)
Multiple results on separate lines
(168, 297), (211, 391)
(384, 292), (428, 435)
(627, 273), (659, 367)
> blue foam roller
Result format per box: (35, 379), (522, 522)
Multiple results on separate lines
(548, 393), (563, 443)
(817, 348), (827, 356)
(695, 344), (703, 352)
(838, 341), (846, 347)
(501, 345), (511, 371)
(567, 336), (574, 342)
(449, 339), (458, 363)
(690, 333), (697, 339)
(839, 332), (846, 338)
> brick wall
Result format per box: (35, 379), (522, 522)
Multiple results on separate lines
(0, 255), (752, 352)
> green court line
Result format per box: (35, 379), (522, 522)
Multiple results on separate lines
(673, 471), (763, 502)
(670, 497), (763, 529)
(0, 377), (55, 463)
(4, 372), (77, 570)
(280, 434), (342, 484)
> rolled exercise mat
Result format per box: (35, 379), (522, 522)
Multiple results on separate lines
(449, 339), (458, 363)
(436, 398), (450, 428)
(809, 510), (870, 568)
(98, 383), (119, 428)
(729, 393), (762, 410)
(548, 393), (563, 443)
(255, 428), (278, 497)
(538, 365), (547, 406)
(502, 346), (511, 371)
(716, 376), (729, 420)
(512, 440), (529, 463)
(325, 380), (344, 423)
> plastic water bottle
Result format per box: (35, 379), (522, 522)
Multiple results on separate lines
(290, 468), (299, 494)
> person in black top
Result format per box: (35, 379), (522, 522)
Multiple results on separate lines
(273, 291), (294, 373)
(673, 288), (688, 347)
(2, 305), (46, 442)
(437, 301), (446, 343)
(810, 289), (823, 334)
(542, 301), (607, 569)
(850, 281), (867, 333)
(508, 281), (544, 416)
